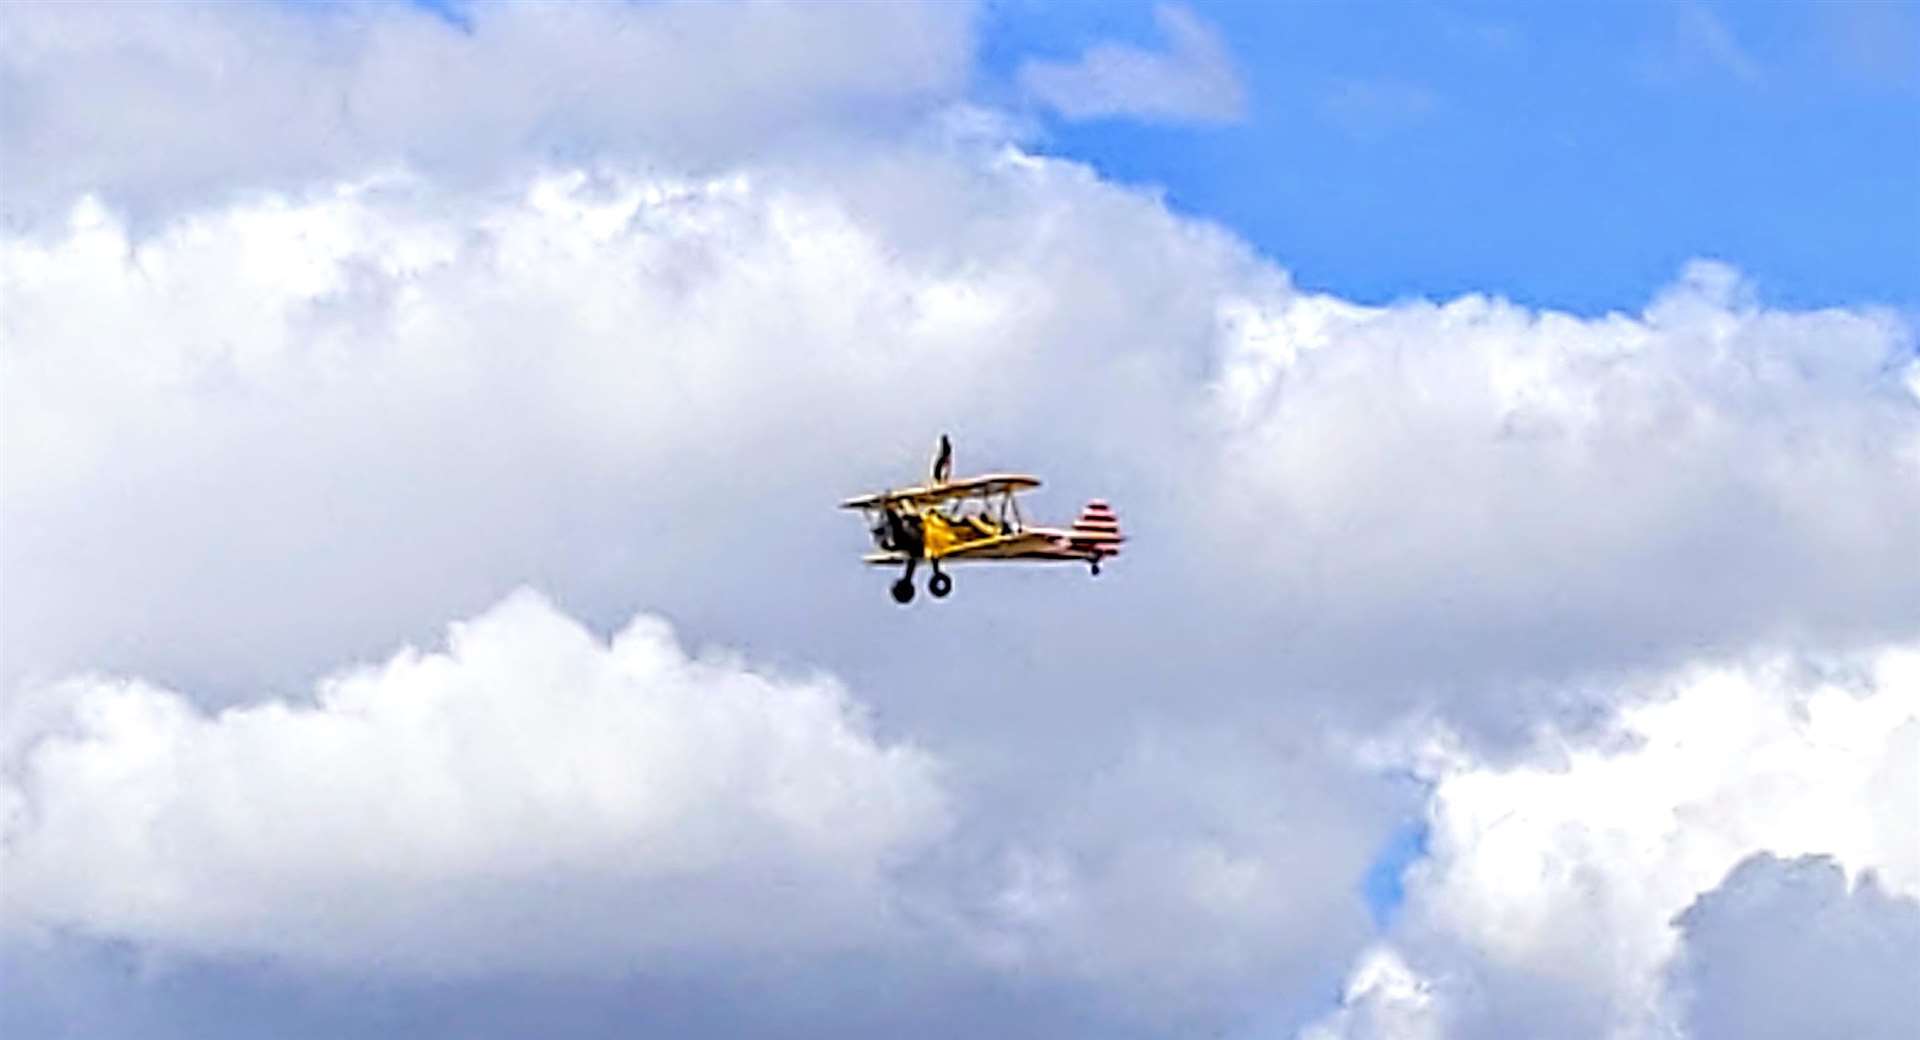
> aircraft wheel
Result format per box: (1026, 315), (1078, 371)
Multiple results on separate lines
(928, 571), (953, 599)
(891, 578), (916, 604)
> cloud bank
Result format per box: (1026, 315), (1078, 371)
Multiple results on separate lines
(2, 590), (946, 972)
(0, 0), (977, 221)
(1669, 853), (1920, 1040)
(1308, 644), (1920, 1038)
(6, 150), (1915, 1037)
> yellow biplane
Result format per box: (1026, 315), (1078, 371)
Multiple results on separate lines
(840, 435), (1124, 603)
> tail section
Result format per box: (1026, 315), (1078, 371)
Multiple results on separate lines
(1069, 500), (1124, 568)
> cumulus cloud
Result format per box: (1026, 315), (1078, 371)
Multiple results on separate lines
(1209, 262), (1920, 723)
(0, 0), (977, 221)
(1311, 643), (1920, 1038)
(0, 158), (1237, 700)
(1668, 854), (1920, 1040)
(7, 164), (1915, 748)
(1297, 946), (1442, 1040)
(1017, 4), (1246, 125)
(4, 141), (1919, 1035)
(946, 727), (1400, 1028)
(1, 588), (947, 972)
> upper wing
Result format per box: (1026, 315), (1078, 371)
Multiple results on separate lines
(839, 473), (1041, 510)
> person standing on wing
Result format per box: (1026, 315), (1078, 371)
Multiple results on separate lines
(932, 433), (952, 484)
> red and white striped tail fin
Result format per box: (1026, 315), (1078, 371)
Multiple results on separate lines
(1070, 499), (1124, 558)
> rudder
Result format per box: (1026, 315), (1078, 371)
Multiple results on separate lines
(1070, 499), (1123, 559)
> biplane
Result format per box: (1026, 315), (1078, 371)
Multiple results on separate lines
(840, 435), (1124, 603)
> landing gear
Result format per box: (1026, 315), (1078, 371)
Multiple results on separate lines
(887, 558), (952, 603)
(1090, 559), (1101, 577)
(892, 558), (918, 605)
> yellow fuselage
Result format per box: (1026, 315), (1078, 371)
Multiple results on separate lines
(919, 511), (1000, 559)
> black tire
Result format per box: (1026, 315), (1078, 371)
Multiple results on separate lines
(928, 572), (953, 598)
(891, 578), (916, 604)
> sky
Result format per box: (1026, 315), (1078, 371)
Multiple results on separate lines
(1, 2), (1917, 1038)
(977, 0), (1920, 314)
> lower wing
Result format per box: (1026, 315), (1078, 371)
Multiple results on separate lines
(934, 530), (1091, 562)
(866, 529), (1118, 565)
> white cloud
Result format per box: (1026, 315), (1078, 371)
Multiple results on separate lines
(1298, 945), (1443, 1040)
(4, 145), (1917, 1031)
(0, 588), (948, 972)
(1316, 642), (1920, 1038)
(1208, 262), (1920, 721)
(0, 158), (1240, 699)
(7, 164), (1915, 749)
(949, 727), (1397, 1025)
(1017, 4), (1246, 125)
(0, 163), (1398, 1003)
(1667, 853), (1920, 1040)
(0, 0), (977, 221)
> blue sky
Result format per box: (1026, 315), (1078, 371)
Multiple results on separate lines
(1362, 819), (1429, 928)
(979, 0), (1918, 315)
